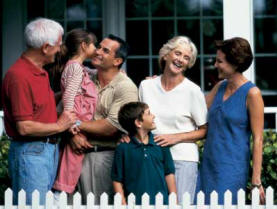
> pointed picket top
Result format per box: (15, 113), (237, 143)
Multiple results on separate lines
(114, 192), (122, 209)
(155, 192), (163, 207)
(58, 191), (68, 209)
(182, 192), (191, 207)
(45, 191), (54, 209)
(266, 186), (274, 208)
(31, 190), (40, 209)
(141, 193), (150, 207)
(223, 190), (232, 209)
(251, 187), (260, 207)
(4, 188), (13, 208)
(169, 192), (177, 206)
(100, 192), (109, 208)
(237, 189), (246, 209)
(18, 189), (26, 208)
(127, 193), (136, 209)
(86, 192), (95, 208)
(196, 191), (205, 206)
(210, 190), (218, 207)
(73, 192), (82, 209)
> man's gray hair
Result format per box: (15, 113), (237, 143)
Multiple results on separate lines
(24, 18), (64, 49)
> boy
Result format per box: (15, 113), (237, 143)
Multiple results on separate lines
(111, 102), (176, 204)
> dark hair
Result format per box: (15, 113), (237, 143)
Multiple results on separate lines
(46, 29), (97, 91)
(107, 34), (129, 68)
(215, 37), (253, 73)
(118, 102), (148, 136)
(65, 28), (97, 59)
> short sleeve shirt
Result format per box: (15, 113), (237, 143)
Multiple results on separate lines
(139, 76), (207, 161)
(90, 72), (138, 147)
(111, 132), (175, 204)
(2, 56), (57, 137)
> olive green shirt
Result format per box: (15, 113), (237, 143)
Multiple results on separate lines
(90, 72), (138, 147)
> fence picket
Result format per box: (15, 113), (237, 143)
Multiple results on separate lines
(18, 190), (26, 209)
(1, 188), (277, 208)
(210, 191), (218, 209)
(86, 192), (95, 209)
(114, 193), (122, 209)
(266, 187), (274, 209)
(169, 193), (177, 209)
(251, 188), (260, 209)
(237, 189), (246, 209)
(127, 193), (135, 209)
(196, 191), (205, 209)
(31, 190), (40, 209)
(223, 190), (232, 209)
(182, 192), (190, 209)
(73, 192), (82, 209)
(4, 188), (13, 209)
(100, 193), (109, 209)
(45, 191), (54, 209)
(141, 193), (150, 208)
(155, 193), (163, 209)
(59, 191), (68, 209)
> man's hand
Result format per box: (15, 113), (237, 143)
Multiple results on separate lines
(70, 133), (92, 155)
(154, 134), (179, 147)
(57, 111), (77, 132)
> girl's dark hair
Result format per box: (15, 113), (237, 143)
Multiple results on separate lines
(47, 29), (97, 91)
(215, 37), (253, 73)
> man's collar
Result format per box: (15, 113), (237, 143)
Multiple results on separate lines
(131, 132), (155, 147)
(21, 55), (47, 76)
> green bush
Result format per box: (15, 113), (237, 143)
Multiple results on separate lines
(0, 134), (10, 204)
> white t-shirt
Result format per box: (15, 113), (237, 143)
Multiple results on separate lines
(139, 76), (207, 162)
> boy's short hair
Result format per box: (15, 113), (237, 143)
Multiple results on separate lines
(118, 102), (148, 136)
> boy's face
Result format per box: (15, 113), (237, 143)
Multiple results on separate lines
(140, 108), (156, 131)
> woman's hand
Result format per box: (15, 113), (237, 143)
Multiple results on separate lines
(258, 185), (265, 204)
(154, 134), (179, 147)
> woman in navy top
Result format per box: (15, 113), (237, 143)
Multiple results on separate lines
(196, 37), (265, 204)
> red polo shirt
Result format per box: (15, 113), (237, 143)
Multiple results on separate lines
(2, 56), (58, 137)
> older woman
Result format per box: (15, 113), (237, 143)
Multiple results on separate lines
(197, 37), (265, 204)
(139, 36), (207, 203)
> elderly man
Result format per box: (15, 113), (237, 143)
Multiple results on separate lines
(2, 18), (76, 204)
(70, 34), (138, 204)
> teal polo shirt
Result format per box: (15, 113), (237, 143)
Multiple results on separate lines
(111, 132), (175, 204)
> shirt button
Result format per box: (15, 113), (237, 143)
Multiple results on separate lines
(144, 154), (147, 157)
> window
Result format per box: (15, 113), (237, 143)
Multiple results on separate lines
(254, 0), (277, 106)
(125, 0), (223, 89)
(27, 0), (103, 41)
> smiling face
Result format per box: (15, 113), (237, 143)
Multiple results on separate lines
(91, 38), (122, 70)
(138, 108), (156, 132)
(214, 49), (237, 79)
(43, 34), (62, 65)
(163, 45), (191, 75)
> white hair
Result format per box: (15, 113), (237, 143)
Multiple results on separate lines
(159, 36), (198, 70)
(24, 18), (64, 49)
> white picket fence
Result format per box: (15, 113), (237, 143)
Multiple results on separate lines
(0, 187), (276, 209)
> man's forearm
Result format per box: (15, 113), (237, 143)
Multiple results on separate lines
(79, 119), (118, 137)
(16, 120), (62, 137)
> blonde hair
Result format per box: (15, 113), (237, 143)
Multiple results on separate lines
(159, 36), (198, 71)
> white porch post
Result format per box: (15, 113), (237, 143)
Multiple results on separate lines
(223, 0), (255, 82)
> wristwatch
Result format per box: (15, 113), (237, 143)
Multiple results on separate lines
(75, 120), (82, 127)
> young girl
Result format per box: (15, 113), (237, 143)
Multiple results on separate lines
(53, 29), (98, 194)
